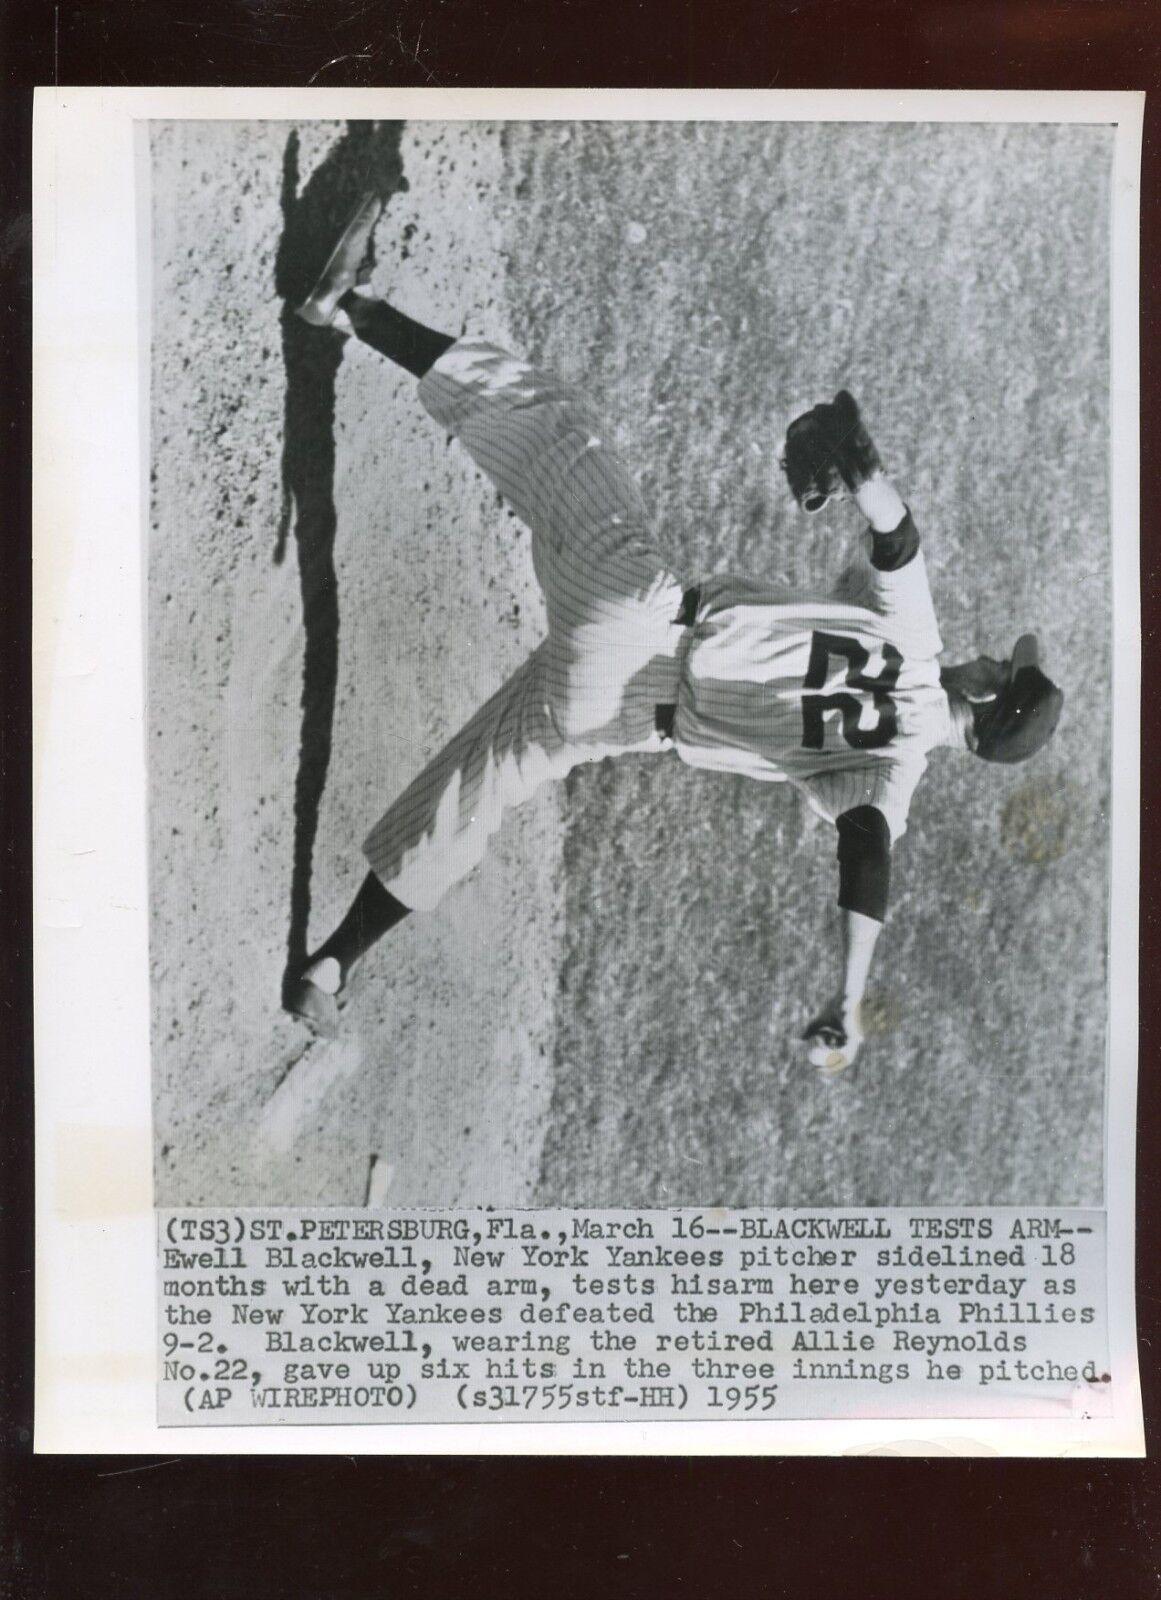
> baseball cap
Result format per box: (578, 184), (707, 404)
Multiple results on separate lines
(973, 634), (1064, 764)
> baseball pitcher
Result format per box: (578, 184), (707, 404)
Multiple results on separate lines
(284, 195), (1064, 1073)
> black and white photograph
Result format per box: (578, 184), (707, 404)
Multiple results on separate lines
(148, 112), (1113, 1212)
(30, 87), (1144, 1455)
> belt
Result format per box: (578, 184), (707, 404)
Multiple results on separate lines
(674, 584), (701, 628)
(655, 584), (701, 741)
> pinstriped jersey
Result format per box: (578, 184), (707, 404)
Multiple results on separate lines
(673, 543), (952, 841)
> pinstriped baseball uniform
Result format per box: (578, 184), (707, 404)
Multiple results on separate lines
(364, 337), (952, 910)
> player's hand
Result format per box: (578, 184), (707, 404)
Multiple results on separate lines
(802, 994), (864, 1076)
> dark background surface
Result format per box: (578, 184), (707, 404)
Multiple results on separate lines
(3, 0), (1160, 1595)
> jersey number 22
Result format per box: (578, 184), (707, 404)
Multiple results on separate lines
(801, 631), (902, 751)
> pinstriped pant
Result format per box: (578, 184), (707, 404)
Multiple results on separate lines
(363, 338), (689, 911)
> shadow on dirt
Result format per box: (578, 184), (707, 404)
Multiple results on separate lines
(274, 121), (408, 992)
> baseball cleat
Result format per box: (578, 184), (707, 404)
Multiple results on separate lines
(780, 402), (847, 514)
(283, 973), (341, 1040)
(295, 192), (384, 327)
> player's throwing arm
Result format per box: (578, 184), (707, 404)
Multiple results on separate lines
(780, 396), (1064, 1074)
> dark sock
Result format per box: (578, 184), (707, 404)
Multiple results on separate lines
(308, 873), (411, 983)
(340, 293), (455, 379)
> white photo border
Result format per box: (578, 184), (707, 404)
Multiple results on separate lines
(33, 87), (1144, 1455)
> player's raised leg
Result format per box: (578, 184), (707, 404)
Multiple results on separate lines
(296, 197), (607, 553)
(298, 193), (680, 632)
(411, 337), (687, 745)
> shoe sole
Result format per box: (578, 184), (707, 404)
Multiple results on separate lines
(296, 193), (384, 327)
(284, 977), (341, 1040)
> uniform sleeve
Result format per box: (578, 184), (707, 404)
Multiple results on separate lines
(836, 805), (891, 922)
(841, 514), (943, 660)
(798, 750), (928, 844)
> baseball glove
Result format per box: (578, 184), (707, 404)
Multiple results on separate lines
(781, 391), (883, 514)
(781, 404), (846, 514)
